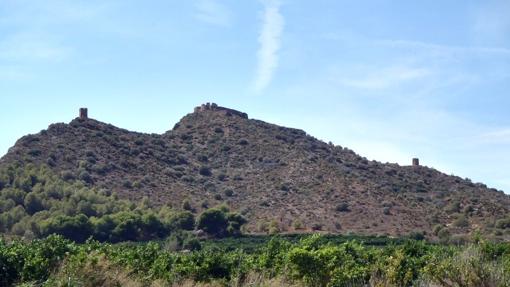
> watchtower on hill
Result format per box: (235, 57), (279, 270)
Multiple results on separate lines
(412, 158), (420, 166)
(79, 108), (88, 119)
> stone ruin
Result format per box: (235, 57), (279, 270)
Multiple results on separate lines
(79, 108), (88, 119)
(194, 102), (248, 119)
(412, 158), (420, 166)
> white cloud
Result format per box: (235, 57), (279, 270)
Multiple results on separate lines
(471, 0), (510, 46)
(334, 65), (430, 90)
(0, 33), (70, 62)
(194, 0), (231, 26)
(253, 0), (284, 93)
(0, 65), (33, 80)
(479, 128), (510, 144)
(1, 0), (110, 26)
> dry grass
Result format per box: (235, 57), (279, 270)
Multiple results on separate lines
(169, 273), (304, 287)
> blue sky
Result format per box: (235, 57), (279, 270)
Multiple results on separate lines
(1, 0), (509, 192)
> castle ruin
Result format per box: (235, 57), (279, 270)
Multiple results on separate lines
(194, 102), (248, 119)
(412, 158), (420, 166)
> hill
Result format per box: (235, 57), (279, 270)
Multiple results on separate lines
(1, 103), (509, 239)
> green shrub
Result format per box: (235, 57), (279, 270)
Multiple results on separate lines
(424, 244), (510, 287)
(287, 238), (372, 286)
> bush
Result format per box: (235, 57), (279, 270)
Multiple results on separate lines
(445, 201), (461, 213)
(376, 241), (431, 286)
(268, 220), (280, 234)
(168, 211), (195, 230)
(61, 170), (75, 181)
(182, 199), (192, 211)
(23, 192), (44, 215)
(78, 170), (92, 183)
(311, 223), (323, 231)
(28, 149), (41, 157)
(0, 234), (74, 284)
(122, 180), (132, 188)
(217, 173), (227, 181)
(287, 239), (372, 286)
(335, 202), (350, 212)
(424, 244), (510, 287)
(495, 218), (510, 229)
(199, 166), (212, 176)
(408, 231), (425, 241)
(293, 219), (303, 230)
(453, 214), (469, 228)
(437, 228), (451, 243)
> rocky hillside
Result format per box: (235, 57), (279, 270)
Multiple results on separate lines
(1, 103), (509, 239)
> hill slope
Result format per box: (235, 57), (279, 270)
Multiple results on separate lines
(1, 103), (509, 239)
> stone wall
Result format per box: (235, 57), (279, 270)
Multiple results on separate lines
(194, 103), (248, 119)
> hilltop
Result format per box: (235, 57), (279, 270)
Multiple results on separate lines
(1, 103), (509, 239)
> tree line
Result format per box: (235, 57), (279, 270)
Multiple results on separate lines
(0, 164), (246, 242)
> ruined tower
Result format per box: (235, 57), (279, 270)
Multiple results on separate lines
(412, 158), (420, 166)
(79, 108), (88, 119)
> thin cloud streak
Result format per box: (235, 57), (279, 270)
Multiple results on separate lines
(335, 65), (431, 90)
(254, 0), (284, 93)
(194, 0), (231, 26)
(478, 128), (510, 144)
(0, 36), (70, 62)
(378, 39), (510, 56)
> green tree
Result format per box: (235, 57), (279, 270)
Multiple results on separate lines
(197, 207), (247, 237)
(40, 214), (93, 242)
(24, 193), (44, 215)
(168, 211), (195, 230)
(197, 208), (228, 237)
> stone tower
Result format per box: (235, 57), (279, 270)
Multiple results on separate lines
(79, 108), (88, 119)
(412, 158), (420, 166)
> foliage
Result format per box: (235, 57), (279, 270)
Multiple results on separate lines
(197, 206), (247, 238)
(423, 241), (510, 286)
(0, 235), (75, 286)
(287, 236), (373, 286)
(0, 234), (509, 286)
(0, 164), (237, 243)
